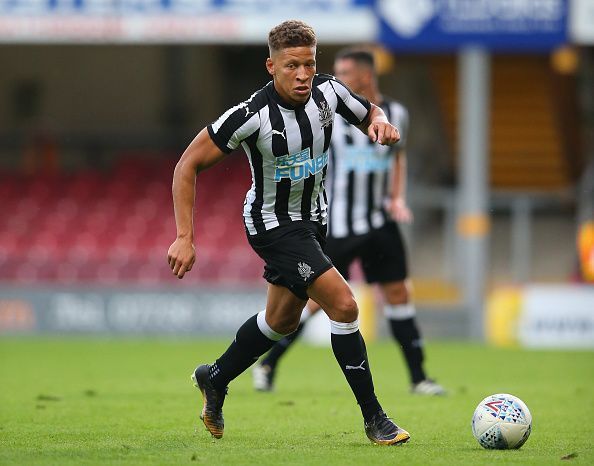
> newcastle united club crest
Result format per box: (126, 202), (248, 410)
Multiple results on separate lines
(318, 101), (333, 129)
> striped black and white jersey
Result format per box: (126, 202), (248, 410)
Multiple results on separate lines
(326, 98), (409, 239)
(207, 74), (371, 236)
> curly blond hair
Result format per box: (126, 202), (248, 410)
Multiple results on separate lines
(268, 20), (317, 53)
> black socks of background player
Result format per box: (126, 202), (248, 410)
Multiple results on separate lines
(385, 303), (426, 384)
(330, 320), (382, 421)
(260, 308), (310, 370)
(208, 311), (284, 390)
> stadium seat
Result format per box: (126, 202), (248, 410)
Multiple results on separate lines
(0, 154), (260, 286)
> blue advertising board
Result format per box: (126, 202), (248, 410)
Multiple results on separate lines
(376, 0), (568, 52)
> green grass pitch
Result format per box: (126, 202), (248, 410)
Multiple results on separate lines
(0, 338), (592, 465)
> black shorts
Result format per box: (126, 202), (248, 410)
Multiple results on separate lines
(326, 221), (408, 284)
(247, 221), (333, 300)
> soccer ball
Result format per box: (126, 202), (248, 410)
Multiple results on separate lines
(471, 393), (532, 449)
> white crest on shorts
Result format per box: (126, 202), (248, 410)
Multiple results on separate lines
(297, 262), (313, 281)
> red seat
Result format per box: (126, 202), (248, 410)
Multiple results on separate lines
(0, 154), (261, 285)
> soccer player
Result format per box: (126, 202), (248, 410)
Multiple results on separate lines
(167, 21), (410, 446)
(253, 48), (446, 396)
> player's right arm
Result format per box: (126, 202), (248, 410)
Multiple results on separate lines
(167, 128), (227, 279)
(387, 148), (413, 223)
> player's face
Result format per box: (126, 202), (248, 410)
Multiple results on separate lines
(267, 46), (316, 106)
(333, 58), (366, 95)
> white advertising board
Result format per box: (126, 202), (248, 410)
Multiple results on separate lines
(518, 285), (594, 348)
(570, 0), (594, 44)
(0, 0), (376, 43)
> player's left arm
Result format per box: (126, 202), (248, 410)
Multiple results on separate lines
(387, 148), (413, 223)
(328, 77), (398, 146)
(356, 104), (400, 146)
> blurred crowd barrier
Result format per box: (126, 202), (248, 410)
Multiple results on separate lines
(0, 286), (263, 335)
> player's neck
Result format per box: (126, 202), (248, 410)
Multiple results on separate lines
(361, 87), (382, 106)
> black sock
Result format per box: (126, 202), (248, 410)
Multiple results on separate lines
(331, 329), (382, 421)
(388, 317), (426, 384)
(261, 321), (306, 370)
(209, 314), (277, 390)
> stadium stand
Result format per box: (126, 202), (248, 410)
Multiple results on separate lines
(431, 55), (576, 189)
(0, 154), (262, 286)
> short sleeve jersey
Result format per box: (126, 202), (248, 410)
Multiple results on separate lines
(207, 74), (371, 236)
(326, 98), (409, 238)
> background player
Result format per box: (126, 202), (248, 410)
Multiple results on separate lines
(253, 47), (446, 396)
(167, 22), (411, 445)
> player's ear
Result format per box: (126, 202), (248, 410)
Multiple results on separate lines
(266, 57), (275, 76)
